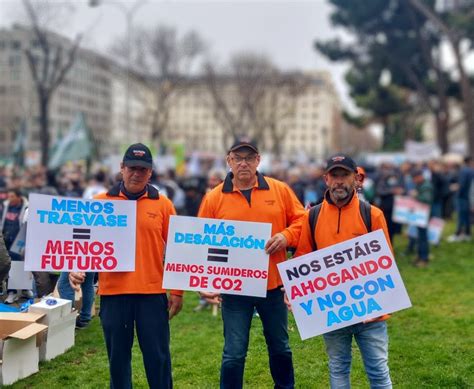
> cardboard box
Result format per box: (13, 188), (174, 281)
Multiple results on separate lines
(39, 311), (76, 362)
(28, 298), (72, 325)
(52, 286), (96, 317)
(0, 313), (47, 386)
(75, 292), (97, 318)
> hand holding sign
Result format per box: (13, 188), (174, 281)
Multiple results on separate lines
(69, 271), (85, 292)
(265, 233), (288, 255)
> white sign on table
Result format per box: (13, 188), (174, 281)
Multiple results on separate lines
(392, 196), (430, 227)
(163, 215), (271, 297)
(278, 230), (412, 340)
(8, 261), (34, 290)
(25, 194), (136, 272)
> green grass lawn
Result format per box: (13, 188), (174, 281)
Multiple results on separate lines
(7, 224), (474, 388)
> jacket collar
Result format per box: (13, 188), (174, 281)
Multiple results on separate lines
(107, 183), (160, 200)
(222, 171), (270, 193)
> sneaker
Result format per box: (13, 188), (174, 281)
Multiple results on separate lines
(459, 234), (472, 242)
(447, 234), (461, 242)
(21, 289), (34, 299)
(75, 318), (90, 330)
(415, 260), (429, 268)
(5, 292), (19, 304)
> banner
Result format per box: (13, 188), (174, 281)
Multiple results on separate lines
(25, 194), (136, 272)
(48, 113), (94, 170)
(163, 215), (271, 297)
(392, 196), (430, 227)
(278, 230), (411, 340)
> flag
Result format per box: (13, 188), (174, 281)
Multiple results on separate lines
(12, 120), (27, 168)
(50, 126), (64, 156)
(48, 113), (94, 170)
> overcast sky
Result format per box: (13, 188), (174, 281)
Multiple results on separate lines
(0, 0), (353, 108)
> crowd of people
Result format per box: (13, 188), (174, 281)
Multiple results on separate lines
(0, 142), (472, 388)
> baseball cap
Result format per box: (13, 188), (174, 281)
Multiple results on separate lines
(228, 136), (259, 154)
(325, 154), (357, 173)
(122, 143), (153, 169)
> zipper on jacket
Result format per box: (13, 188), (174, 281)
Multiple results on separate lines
(337, 208), (341, 233)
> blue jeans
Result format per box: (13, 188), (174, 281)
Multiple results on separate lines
(456, 198), (471, 235)
(220, 288), (294, 389)
(323, 321), (392, 389)
(417, 227), (429, 261)
(57, 271), (95, 322)
(100, 294), (172, 389)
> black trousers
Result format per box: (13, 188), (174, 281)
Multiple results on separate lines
(100, 294), (172, 389)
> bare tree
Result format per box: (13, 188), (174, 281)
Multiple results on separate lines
(204, 52), (308, 154)
(110, 25), (206, 145)
(253, 72), (309, 156)
(204, 52), (276, 149)
(409, 0), (474, 156)
(22, 0), (82, 167)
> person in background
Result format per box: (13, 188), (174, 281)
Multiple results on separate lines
(409, 169), (433, 268)
(448, 156), (473, 242)
(287, 167), (305, 206)
(0, 230), (11, 296)
(375, 163), (405, 242)
(1, 188), (32, 303)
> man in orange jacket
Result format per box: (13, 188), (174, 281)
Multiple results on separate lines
(295, 154), (393, 389)
(198, 138), (305, 389)
(70, 143), (182, 389)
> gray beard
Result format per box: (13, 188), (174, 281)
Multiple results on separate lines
(331, 187), (351, 201)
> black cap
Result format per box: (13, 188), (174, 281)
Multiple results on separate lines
(325, 154), (357, 173)
(123, 143), (153, 169)
(228, 136), (259, 154)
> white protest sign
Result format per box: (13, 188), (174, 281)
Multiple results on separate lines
(392, 196), (430, 227)
(163, 215), (271, 297)
(25, 194), (137, 272)
(278, 229), (411, 340)
(428, 217), (445, 244)
(8, 261), (33, 290)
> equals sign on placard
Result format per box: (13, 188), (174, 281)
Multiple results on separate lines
(207, 248), (228, 263)
(73, 228), (91, 240)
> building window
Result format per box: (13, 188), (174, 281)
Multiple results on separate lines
(11, 40), (21, 50)
(9, 55), (21, 66)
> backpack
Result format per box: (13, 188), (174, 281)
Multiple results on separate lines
(308, 200), (372, 251)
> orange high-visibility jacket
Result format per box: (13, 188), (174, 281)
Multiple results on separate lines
(198, 172), (305, 290)
(295, 191), (392, 256)
(96, 184), (182, 296)
(295, 190), (392, 321)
